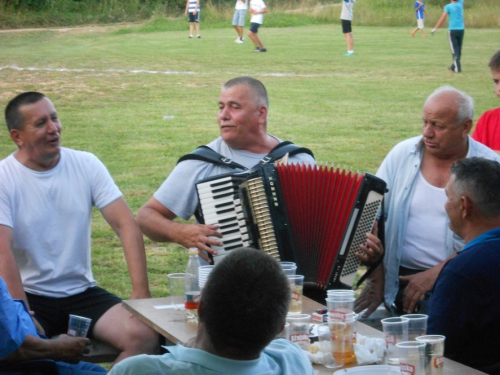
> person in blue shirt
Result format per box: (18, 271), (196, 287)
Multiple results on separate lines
(108, 248), (315, 375)
(431, 0), (464, 73)
(410, 0), (426, 38)
(427, 157), (500, 374)
(0, 276), (106, 374)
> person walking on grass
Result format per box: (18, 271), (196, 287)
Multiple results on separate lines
(431, 0), (464, 73)
(185, 0), (201, 39)
(341, 0), (356, 56)
(411, 0), (427, 38)
(232, 0), (247, 43)
(247, 0), (267, 52)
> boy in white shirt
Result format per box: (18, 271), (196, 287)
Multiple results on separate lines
(247, 0), (268, 52)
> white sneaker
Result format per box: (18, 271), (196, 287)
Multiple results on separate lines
(236, 38), (244, 44)
(235, 37), (241, 43)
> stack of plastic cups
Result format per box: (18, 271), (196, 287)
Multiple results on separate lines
(198, 265), (215, 290)
(326, 290), (357, 365)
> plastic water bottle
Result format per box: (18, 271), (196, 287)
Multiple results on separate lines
(184, 248), (201, 322)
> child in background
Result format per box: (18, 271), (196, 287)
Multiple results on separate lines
(341, 0), (356, 56)
(185, 0), (201, 39)
(411, 0), (427, 38)
(247, 0), (268, 52)
(472, 50), (500, 154)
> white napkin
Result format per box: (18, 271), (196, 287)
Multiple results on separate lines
(304, 341), (333, 365)
(353, 333), (386, 365)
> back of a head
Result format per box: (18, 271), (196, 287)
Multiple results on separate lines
(424, 85), (474, 126)
(223, 76), (269, 108)
(489, 49), (500, 71)
(451, 157), (500, 219)
(200, 248), (290, 356)
(5, 91), (46, 131)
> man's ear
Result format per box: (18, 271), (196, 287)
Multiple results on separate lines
(462, 118), (473, 137)
(461, 195), (473, 219)
(258, 105), (268, 125)
(197, 298), (203, 321)
(10, 129), (23, 148)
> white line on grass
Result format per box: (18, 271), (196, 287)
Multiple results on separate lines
(0, 65), (320, 78)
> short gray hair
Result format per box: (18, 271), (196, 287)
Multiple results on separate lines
(424, 85), (474, 125)
(222, 76), (269, 108)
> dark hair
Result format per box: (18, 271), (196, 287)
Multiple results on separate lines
(5, 91), (46, 131)
(489, 50), (500, 71)
(199, 248), (290, 356)
(450, 157), (500, 219)
(222, 76), (269, 108)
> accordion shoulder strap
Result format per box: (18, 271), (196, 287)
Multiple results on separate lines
(177, 141), (315, 170)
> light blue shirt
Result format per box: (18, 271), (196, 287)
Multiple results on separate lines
(108, 339), (315, 375)
(377, 135), (500, 306)
(445, 0), (464, 30)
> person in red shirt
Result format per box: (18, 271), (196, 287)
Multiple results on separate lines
(472, 50), (500, 154)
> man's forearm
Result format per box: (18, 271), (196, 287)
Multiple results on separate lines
(2, 335), (60, 362)
(137, 206), (182, 243)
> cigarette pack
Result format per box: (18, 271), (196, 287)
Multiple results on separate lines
(312, 312), (327, 323)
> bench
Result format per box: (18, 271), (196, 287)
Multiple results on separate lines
(83, 339), (120, 364)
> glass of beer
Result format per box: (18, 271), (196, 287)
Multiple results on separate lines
(286, 275), (304, 314)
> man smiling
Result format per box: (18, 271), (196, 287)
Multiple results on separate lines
(137, 76), (315, 260)
(0, 92), (159, 365)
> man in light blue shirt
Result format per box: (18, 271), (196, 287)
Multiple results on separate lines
(354, 85), (500, 318)
(108, 248), (315, 375)
(431, 0), (464, 73)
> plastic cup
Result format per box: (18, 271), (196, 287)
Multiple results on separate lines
(328, 321), (347, 368)
(396, 341), (426, 375)
(327, 290), (355, 298)
(381, 317), (409, 360)
(328, 313), (357, 364)
(167, 273), (186, 307)
(198, 265), (215, 289)
(67, 314), (92, 337)
(326, 297), (355, 320)
(287, 275), (305, 314)
(286, 313), (311, 350)
(279, 261), (297, 275)
(416, 335), (445, 375)
(275, 322), (290, 340)
(401, 314), (428, 341)
(317, 323), (345, 369)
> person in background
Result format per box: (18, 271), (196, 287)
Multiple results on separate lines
(0, 92), (159, 365)
(471, 49), (500, 154)
(427, 157), (500, 374)
(0, 276), (107, 374)
(232, 0), (248, 43)
(248, 0), (268, 52)
(185, 0), (201, 39)
(354, 86), (500, 318)
(108, 248), (316, 375)
(431, 0), (464, 73)
(341, 0), (356, 56)
(410, 0), (427, 38)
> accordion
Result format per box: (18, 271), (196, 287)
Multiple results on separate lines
(195, 163), (387, 289)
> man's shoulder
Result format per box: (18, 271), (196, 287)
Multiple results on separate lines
(468, 136), (500, 161)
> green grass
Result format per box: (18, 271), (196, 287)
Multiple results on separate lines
(0, 23), (499, 301)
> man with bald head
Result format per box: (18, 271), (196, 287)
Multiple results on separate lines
(355, 86), (500, 317)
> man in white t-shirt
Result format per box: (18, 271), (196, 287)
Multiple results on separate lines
(0, 92), (159, 365)
(232, 0), (248, 43)
(247, 0), (268, 52)
(354, 86), (500, 317)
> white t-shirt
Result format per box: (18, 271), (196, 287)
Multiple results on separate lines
(400, 171), (448, 270)
(250, 0), (266, 24)
(0, 148), (122, 297)
(235, 0), (248, 10)
(340, 0), (356, 21)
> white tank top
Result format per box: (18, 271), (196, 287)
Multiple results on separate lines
(400, 171), (448, 269)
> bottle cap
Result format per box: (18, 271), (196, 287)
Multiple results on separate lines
(188, 247), (199, 255)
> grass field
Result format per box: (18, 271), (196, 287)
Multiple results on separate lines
(0, 22), (499, 300)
